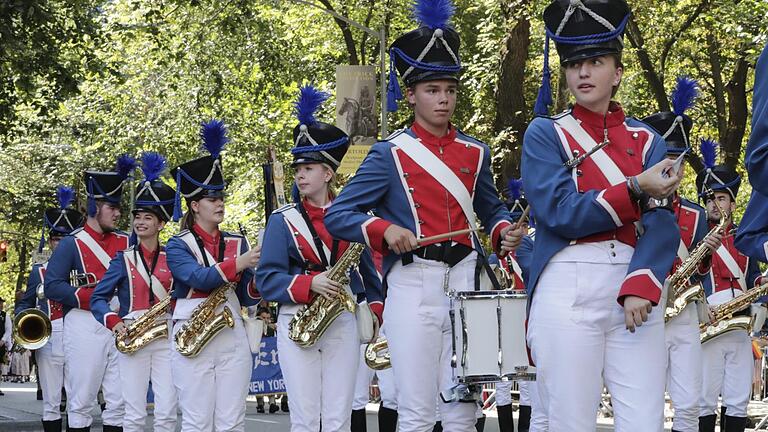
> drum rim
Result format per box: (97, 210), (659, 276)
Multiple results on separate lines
(452, 290), (527, 300)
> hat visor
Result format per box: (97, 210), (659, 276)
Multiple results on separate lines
(404, 72), (460, 87)
(291, 155), (334, 169)
(560, 47), (621, 65)
(132, 206), (170, 222)
(665, 146), (689, 155)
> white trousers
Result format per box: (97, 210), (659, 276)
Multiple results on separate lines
(496, 380), (514, 406)
(528, 243), (666, 432)
(119, 329), (178, 432)
(38, 321), (64, 421)
(353, 344), (375, 410)
(171, 313), (252, 432)
(699, 330), (753, 417)
(278, 308), (359, 432)
(664, 304), (702, 432)
(63, 309), (124, 428)
(378, 364), (398, 410)
(384, 254), (478, 432)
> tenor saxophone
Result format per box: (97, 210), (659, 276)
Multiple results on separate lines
(174, 283), (236, 357)
(664, 207), (728, 322)
(288, 243), (364, 347)
(116, 295), (172, 354)
(700, 280), (768, 343)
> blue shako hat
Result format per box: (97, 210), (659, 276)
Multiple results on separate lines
(170, 120), (229, 222)
(642, 76), (698, 154)
(291, 85), (350, 171)
(39, 185), (84, 252)
(134, 152), (175, 222)
(386, 0), (461, 112)
(84, 154), (136, 217)
(506, 178), (528, 222)
(534, 0), (631, 115)
(695, 139), (741, 200)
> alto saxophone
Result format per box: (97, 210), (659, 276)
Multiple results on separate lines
(700, 280), (768, 343)
(664, 206), (728, 322)
(288, 243), (364, 347)
(174, 283), (236, 357)
(116, 295), (172, 354)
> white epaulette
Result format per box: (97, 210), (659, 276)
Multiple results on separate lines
(549, 108), (573, 121)
(384, 129), (406, 141)
(273, 203), (296, 214)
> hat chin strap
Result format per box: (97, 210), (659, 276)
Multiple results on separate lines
(401, 28), (460, 82)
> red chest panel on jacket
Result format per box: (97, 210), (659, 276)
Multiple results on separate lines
(127, 252), (172, 310)
(711, 231), (749, 292)
(189, 237), (242, 299)
(670, 202), (702, 273)
(75, 235), (128, 281)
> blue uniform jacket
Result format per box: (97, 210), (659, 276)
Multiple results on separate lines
(255, 204), (383, 312)
(521, 108), (680, 305)
(325, 126), (512, 280)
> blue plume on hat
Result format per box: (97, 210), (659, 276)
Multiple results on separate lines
(412, 0), (455, 30)
(294, 85), (329, 127)
(200, 119), (229, 159)
(507, 177), (523, 201)
(700, 139), (718, 169)
(56, 185), (75, 210)
(116, 154), (137, 180)
(671, 76), (698, 117)
(140, 152), (167, 183)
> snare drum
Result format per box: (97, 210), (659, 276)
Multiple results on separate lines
(450, 290), (534, 384)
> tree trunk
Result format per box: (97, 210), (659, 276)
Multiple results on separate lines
(15, 239), (28, 294)
(722, 57), (748, 170)
(493, 0), (530, 185)
(317, 0), (359, 65)
(625, 15), (669, 112)
(555, 68), (569, 113)
(707, 31), (728, 142)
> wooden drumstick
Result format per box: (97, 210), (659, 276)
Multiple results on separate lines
(416, 227), (482, 245)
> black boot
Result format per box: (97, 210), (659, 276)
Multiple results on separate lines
(281, 395), (289, 412)
(351, 408), (367, 432)
(698, 414), (716, 432)
(42, 419), (62, 432)
(433, 420), (443, 432)
(102, 426), (123, 432)
(475, 414), (486, 432)
(719, 406), (727, 431)
(497, 404), (515, 432)
(378, 405), (398, 432)
(66, 427), (89, 432)
(518, 405), (531, 432)
(723, 415), (748, 432)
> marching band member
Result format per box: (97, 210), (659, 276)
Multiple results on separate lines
(695, 145), (762, 432)
(376, 326), (398, 432)
(325, 0), (523, 430)
(256, 85), (383, 432)
(642, 79), (721, 432)
(90, 152), (178, 432)
(352, 345), (375, 432)
(45, 156), (135, 432)
(488, 179), (530, 432)
(735, 43), (768, 263)
(521, 0), (683, 430)
(16, 185), (83, 432)
(166, 120), (260, 432)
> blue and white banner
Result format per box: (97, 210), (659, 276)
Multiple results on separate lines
(249, 336), (286, 395)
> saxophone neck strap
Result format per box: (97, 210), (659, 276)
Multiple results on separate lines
(190, 229), (226, 267)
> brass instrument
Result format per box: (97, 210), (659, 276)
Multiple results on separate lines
(288, 243), (364, 347)
(174, 283), (236, 357)
(664, 204), (728, 322)
(116, 295), (172, 354)
(700, 281), (768, 343)
(69, 270), (98, 288)
(365, 336), (391, 370)
(13, 308), (52, 350)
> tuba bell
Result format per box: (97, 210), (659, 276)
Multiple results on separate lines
(13, 308), (52, 350)
(365, 336), (391, 370)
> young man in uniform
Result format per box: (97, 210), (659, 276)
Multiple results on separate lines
(325, 1), (524, 431)
(45, 157), (135, 432)
(16, 185), (83, 432)
(696, 148), (762, 432)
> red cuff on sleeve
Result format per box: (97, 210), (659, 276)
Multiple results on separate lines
(369, 301), (384, 324)
(362, 218), (393, 254)
(105, 313), (122, 331)
(491, 220), (513, 255)
(247, 280), (260, 300)
(617, 271), (663, 306)
(597, 183), (641, 227)
(217, 259), (238, 282)
(75, 288), (92, 310)
(288, 275), (314, 304)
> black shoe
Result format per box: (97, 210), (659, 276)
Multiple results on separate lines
(269, 403), (280, 414)
(723, 415), (748, 432)
(351, 408), (367, 432)
(474, 414), (486, 432)
(518, 404), (531, 432)
(497, 404), (514, 432)
(281, 398), (289, 412)
(433, 420), (443, 432)
(66, 427), (90, 432)
(102, 426), (123, 432)
(257, 405), (265, 414)
(0, 390), (5, 396)
(42, 419), (62, 432)
(378, 405), (398, 432)
(37, 389), (43, 400)
(699, 414), (716, 432)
